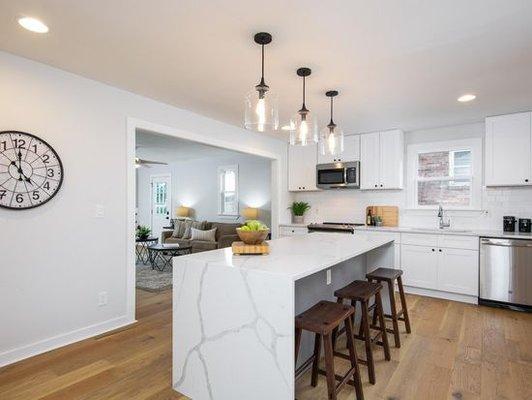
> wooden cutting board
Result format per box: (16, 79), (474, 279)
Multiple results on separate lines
(365, 206), (399, 227)
(232, 241), (269, 255)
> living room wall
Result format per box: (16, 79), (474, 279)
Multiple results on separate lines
(136, 152), (272, 231)
(0, 50), (290, 367)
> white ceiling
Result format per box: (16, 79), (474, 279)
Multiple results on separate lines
(1, 0), (532, 136)
(136, 129), (251, 163)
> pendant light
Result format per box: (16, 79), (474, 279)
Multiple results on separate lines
(320, 90), (344, 156)
(289, 68), (319, 146)
(244, 32), (279, 132)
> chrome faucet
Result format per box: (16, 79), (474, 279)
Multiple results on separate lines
(438, 204), (451, 229)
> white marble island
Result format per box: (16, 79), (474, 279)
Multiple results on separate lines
(172, 233), (395, 400)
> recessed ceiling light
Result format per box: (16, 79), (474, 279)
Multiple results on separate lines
(18, 17), (49, 33)
(457, 94), (476, 103)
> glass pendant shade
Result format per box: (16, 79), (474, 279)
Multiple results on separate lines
(320, 125), (344, 156)
(244, 89), (279, 132)
(289, 110), (319, 146)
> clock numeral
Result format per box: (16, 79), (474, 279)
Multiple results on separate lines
(43, 182), (50, 190)
(16, 193), (24, 203)
(32, 191), (40, 201)
(47, 169), (55, 178)
(42, 154), (50, 164)
(1, 141), (7, 151)
(31, 144), (38, 153)
(13, 139), (26, 149)
(0, 190), (6, 200)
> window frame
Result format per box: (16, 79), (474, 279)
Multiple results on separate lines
(217, 164), (239, 217)
(407, 138), (482, 210)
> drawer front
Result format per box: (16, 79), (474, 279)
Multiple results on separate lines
(279, 226), (308, 236)
(401, 233), (439, 247)
(438, 235), (479, 250)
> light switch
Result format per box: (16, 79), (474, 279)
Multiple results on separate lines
(94, 204), (105, 218)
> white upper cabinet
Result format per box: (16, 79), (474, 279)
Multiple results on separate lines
(317, 135), (360, 164)
(288, 143), (318, 191)
(360, 129), (404, 190)
(485, 112), (532, 186)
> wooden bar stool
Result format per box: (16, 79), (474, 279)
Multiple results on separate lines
(366, 267), (411, 348)
(333, 280), (390, 385)
(295, 301), (364, 400)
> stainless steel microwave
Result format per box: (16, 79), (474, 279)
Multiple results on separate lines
(316, 161), (360, 189)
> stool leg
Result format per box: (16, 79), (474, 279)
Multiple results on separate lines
(345, 315), (365, 400)
(375, 292), (391, 361)
(361, 300), (376, 384)
(310, 333), (321, 387)
(332, 297), (343, 350)
(295, 328), (302, 366)
(323, 333), (337, 400)
(397, 276), (412, 334)
(387, 280), (401, 348)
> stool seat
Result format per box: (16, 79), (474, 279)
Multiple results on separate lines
(334, 280), (383, 301)
(366, 267), (402, 280)
(296, 301), (354, 334)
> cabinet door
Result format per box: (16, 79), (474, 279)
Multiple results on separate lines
(379, 129), (404, 189)
(288, 144), (318, 191)
(341, 135), (360, 162)
(437, 248), (478, 295)
(400, 244), (438, 289)
(317, 149), (336, 164)
(485, 112), (531, 186)
(360, 133), (380, 189)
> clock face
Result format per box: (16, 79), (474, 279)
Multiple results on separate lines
(0, 131), (64, 210)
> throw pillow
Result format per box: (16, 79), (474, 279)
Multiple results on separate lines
(172, 220), (185, 238)
(182, 220), (205, 239)
(191, 227), (217, 242)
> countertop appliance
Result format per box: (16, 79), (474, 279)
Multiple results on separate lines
(307, 222), (364, 234)
(519, 218), (531, 233)
(503, 216), (516, 232)
(316, 161), (360, 189)
(480, 237), (532, 311)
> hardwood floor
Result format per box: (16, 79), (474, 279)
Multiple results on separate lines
(1, 290), (530, 399)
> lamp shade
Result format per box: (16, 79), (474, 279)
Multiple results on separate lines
(176, 206), (191, 217)
(242, 207), (259, 220)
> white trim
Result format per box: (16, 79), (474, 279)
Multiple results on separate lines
(407, 138), (483, 210)
(403, 286), (478, 305)
(126, 117), (282, 324)
(0, 315), (135, 368)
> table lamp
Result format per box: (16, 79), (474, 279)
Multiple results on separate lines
(242, 207), (259, 220)
(176, 206), (191, 219)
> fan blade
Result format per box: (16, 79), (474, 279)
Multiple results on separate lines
(137, 158), (168, 165)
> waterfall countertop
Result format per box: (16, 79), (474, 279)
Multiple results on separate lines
(173, 232), (393, 281)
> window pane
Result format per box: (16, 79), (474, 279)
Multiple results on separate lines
(224, 171), (236, 192)
(418, 180), (471, 207)
(452, 150), (472, 178)
(418, 152), (450, 178)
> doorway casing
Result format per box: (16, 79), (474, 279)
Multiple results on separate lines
(126, 117), (282, 321)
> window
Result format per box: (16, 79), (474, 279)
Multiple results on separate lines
(407, 139), (482, 209)
(218, 165), (239, 216)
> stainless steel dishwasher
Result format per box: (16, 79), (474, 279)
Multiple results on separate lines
(480, 238), (532, 311)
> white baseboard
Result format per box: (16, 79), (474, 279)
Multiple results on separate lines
(0, 315), (136, 368)
(404, 286), (478, 305)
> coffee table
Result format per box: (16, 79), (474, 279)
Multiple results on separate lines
(136, 237), (158, 264)
(147, 243), (193, 271)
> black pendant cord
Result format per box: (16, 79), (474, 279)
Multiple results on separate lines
(260, 44), (265, 86)
(329, 96), (334, 126)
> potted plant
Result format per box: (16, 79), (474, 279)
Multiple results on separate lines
(136, 225), (151, 240)
(289, 201), (311, 224)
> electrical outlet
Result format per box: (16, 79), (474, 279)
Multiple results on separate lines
(94, 204), (105, 218)
(326, 269), (332, 285)
(98, 291), (108, 307)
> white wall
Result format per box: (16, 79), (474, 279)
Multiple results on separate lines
(294, 122), (532, 230)
(0, 51), (289, 367)
(136, 152), (272, 229)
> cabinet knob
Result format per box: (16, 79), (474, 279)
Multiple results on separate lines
(439, 249), (442, 252)
(526, 179), (529, 183)
(432, 248), (435, 252)
(374, 184), (377, 188)
(380, 184), (383, 187)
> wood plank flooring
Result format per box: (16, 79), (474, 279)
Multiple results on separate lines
(1, 289), (530, 399)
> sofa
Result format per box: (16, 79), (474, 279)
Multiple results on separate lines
(161, 220), (241, 253)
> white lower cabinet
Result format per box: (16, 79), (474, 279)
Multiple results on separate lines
(279, 226), (308, 237)
(401, 244), (439, 290)
(437, 248), (478, 296)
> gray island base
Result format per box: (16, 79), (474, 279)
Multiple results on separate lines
(172, 233), (395, 400)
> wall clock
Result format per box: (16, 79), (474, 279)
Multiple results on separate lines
(0, 131), (64, 210)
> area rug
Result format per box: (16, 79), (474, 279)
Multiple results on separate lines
(136, 263), (172, 292)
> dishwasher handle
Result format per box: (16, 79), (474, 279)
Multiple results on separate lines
(481, 238), (532, 247)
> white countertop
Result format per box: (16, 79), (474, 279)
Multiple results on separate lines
(173, 232), (393, 281)
(354, 225), (532, 240)
(279, 223), (309, 228)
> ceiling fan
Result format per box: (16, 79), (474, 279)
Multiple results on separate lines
(135, 157), (168, 168)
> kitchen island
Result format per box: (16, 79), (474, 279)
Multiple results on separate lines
(172, 232), (395, 400)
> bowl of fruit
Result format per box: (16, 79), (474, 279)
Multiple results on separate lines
(237, 220), (270, 245)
